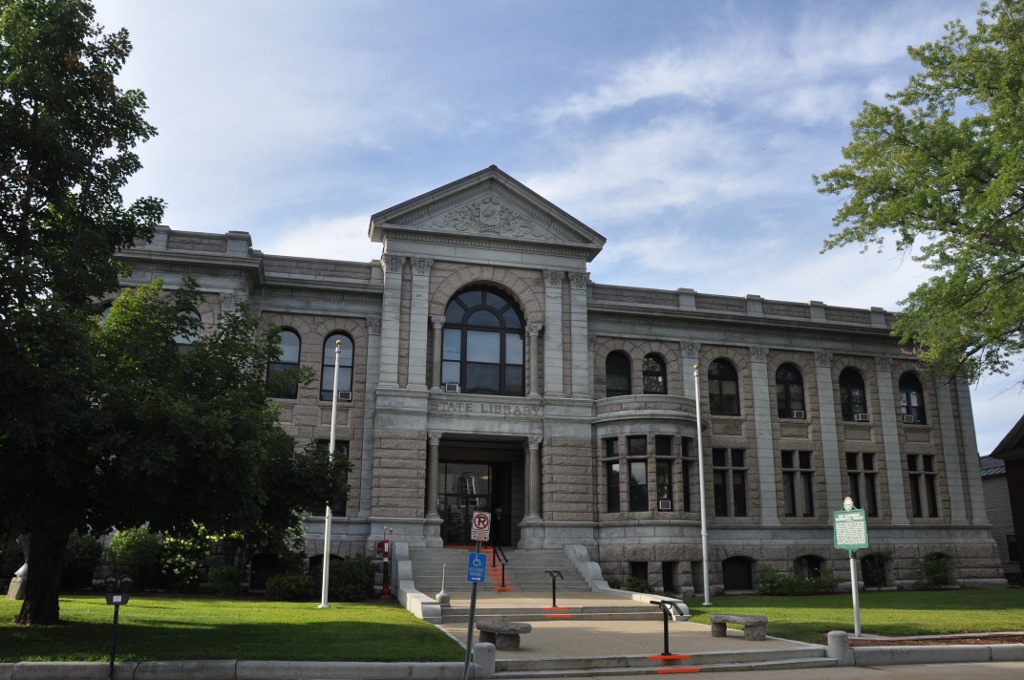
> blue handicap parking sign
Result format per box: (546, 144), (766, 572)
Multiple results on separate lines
(466, 552), (487, 583)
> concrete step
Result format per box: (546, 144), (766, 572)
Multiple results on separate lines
(410, 547), (591, 595)
(493, 646), (834, 677)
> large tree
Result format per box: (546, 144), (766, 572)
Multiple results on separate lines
(815, 0), (1024, 385)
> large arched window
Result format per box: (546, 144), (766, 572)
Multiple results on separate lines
(775, 363), (805, 418)
(642, 354), (667, 394)
(606, 351), (631, 397)
(268, 329), (301, 399)
(899, 372), (926, 424)
(441, 287), (524, 396)
(708, 359), (740, 416)
(839, 368), (867, 421)
(320, 333), (354, 401)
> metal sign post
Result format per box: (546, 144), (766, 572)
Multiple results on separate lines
(463, 512), (491, 680)
(105, 577), (132, 680)
(833, 497), (869, 637)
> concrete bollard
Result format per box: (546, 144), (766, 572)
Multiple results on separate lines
(826, 630), (853, 666)
(472, 642), (496, 678)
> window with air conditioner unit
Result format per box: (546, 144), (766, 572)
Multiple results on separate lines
(658, 499), (673, 511)
(444, 382), (461, 393)
(335, 390), (352, 401)
(854, 413), (870, 422)
(790, 410), (805, 419)
(903, 414), (918, 424)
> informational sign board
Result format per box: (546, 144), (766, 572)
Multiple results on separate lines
(466, 552), (488, 583)
(833, 507), (869, 552)
(470, 511), (491, 542)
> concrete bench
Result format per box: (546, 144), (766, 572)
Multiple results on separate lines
(709, 613), (768, 641)
(476, 621), (532, 650)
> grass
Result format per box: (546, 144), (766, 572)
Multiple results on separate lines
(2, 589), (1023, 661)
(686, 589), (1024, 643)
(0, 595), (464, 663)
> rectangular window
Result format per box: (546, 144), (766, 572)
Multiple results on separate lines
(908, 454), (940, 518)
(605, 438), (618, 457)
(782, 450), (814, 517)
(712, 447), (747, 517)
(606, 461), (620, 513)
(656, 459), (673, 509)
(1008, 535), (1019, 563)
(681, 439), (693, 513)
(629, 460), (648, 511)
(628, 436), (647, 456)
(846, 452), (879, 517)
(655, 435), (672, 456)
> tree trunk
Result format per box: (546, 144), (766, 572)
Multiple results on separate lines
(15, 529), (71, 625)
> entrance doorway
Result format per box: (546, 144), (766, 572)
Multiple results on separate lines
(439, 461), (513, 546)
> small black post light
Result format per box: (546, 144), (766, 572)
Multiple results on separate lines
(544, 570), (563, 608)
(105, 576), (132, 680)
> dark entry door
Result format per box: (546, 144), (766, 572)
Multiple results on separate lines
(440, 461), (512, 546)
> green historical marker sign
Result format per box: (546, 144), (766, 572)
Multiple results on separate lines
(833, 506), (869, 552)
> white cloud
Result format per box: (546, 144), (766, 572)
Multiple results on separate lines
(264, 215), (381, 264)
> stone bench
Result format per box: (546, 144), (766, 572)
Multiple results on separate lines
(477, 621), (532, 650)
(709, 613), (768, 641)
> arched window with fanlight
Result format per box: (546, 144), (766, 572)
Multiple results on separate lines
(839, 367), (867, 421)
(643, 354), (667, 394)
(320, 333), (354, 401)
(899, 372), (926, 424)
(268, 329), (301, 399)
(441, 286), (524, 396)
(775, 363), (805, 418)
(708, 359), (740, 416)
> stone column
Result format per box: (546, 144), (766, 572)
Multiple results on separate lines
(358, 316), (382, 519)
(406, 258), (432, 390)
(430, 315), (445, 392)
(427, 432), (441, 520)
(568, 271), (590, 397)
(378, 254), (406, 387)
(875, 357), (909, 523)
(749, 345), (779, 524)
(814, 352), (843, 512)
(525, 436), (543, 520)
(543, 270), (564, 396)
(680, 342), (700, 400)
(936, 381), (969, 523)
(953, 378), (989, 524)
(527, 323), (542, 397)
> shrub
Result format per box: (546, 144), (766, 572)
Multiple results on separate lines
(108, 526), (162, 590)
(329, 554), (378, 602)
(757, 566), (841, 596)
(914, 553), (955, 590)
(625, 576), (654, 594)
(61, 532), (102, 591)
(209, 565), (244, 597)
(160, 534), (209, 593)
(265, 572), (316, 601)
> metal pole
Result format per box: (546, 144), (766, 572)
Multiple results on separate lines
(462, 541), (482, 680)
(693, 365), (712, 606)
(850, 551), (862, 636)
(319, 339), (342, 609)
(108, 603), (119, 680)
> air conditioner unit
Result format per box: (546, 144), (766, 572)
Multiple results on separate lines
(444, 382), (461, 393)
(854, 413), (870, 422)
(658, 500), (673, 511)
(790, 410), (806, 419)
(903, 414), (918, 424)
(336, 390), (352, 401)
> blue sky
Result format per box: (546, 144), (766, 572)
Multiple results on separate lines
(92, 0), (1019, 455)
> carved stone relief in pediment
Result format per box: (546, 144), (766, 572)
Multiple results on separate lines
(425, 194), (550, 241)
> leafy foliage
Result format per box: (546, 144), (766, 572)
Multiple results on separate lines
(107, 526), (162, 590)
(913, 552), (957, 589)
(264, 572), (317, 602)
(815, 0), (1024, 384)
(329, 554), (379, 602)
(59, 532), (101, 591)
(756, 565), (841, 596)
(208, 565), (244, 597)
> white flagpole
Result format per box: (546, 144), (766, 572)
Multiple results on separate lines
(693, 364), (712, 606)
(319, 339), (341, 609)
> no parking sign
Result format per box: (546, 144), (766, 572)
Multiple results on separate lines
(470, 511), (491, 542)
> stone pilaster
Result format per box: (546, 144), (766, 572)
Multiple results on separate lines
(378, 254), (406, 387)
(407, 258), (432, 390)
(527, 323), (542, 397)
(430, 315), (445, 392)
(358, 316), (382, 519)
(749, 345), (779, 524)
(875, 357), (909, 523)
(568, 271), (590, 397)
(526, 436), (543, 520)
(680, 342), (700, 401)
(814, 352), (843, 512)
(936, 381), (969, 523)
(543, 270), (564, 396)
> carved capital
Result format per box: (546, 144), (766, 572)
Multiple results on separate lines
(428, 432), (441, 447)
(568, 271), (589, 288)
(749, 345), (770, 363)
(412, 258), (433, 276)
(527, 435), (543, 450)
(680, 342), (700, 357)
(875, 356), (894, 372)
(526, 323), (543, 337)
(588, 335), (596, 350)
(220, 292), (248, 312)
(544, 269), (565, 287)
(815, 352), (833, 369)
(366, 316), (382, 335)
(382, 254), (406, 273)
(431, 315), (446, 330)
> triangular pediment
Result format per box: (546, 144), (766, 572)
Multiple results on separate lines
(369, 166), (605, 261)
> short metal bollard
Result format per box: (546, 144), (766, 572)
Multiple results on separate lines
(105, 577), (132, 680)
(544, 570), (563, 608)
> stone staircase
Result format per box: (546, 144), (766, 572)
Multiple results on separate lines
(408, 546), (592, 595)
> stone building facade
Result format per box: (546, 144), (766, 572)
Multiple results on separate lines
(117, 166), (1004, 594)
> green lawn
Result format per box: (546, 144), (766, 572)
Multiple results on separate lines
(2, 589), (1023, 661)
(0, 596), (464, 663)
(687, 589), (1024, 643)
